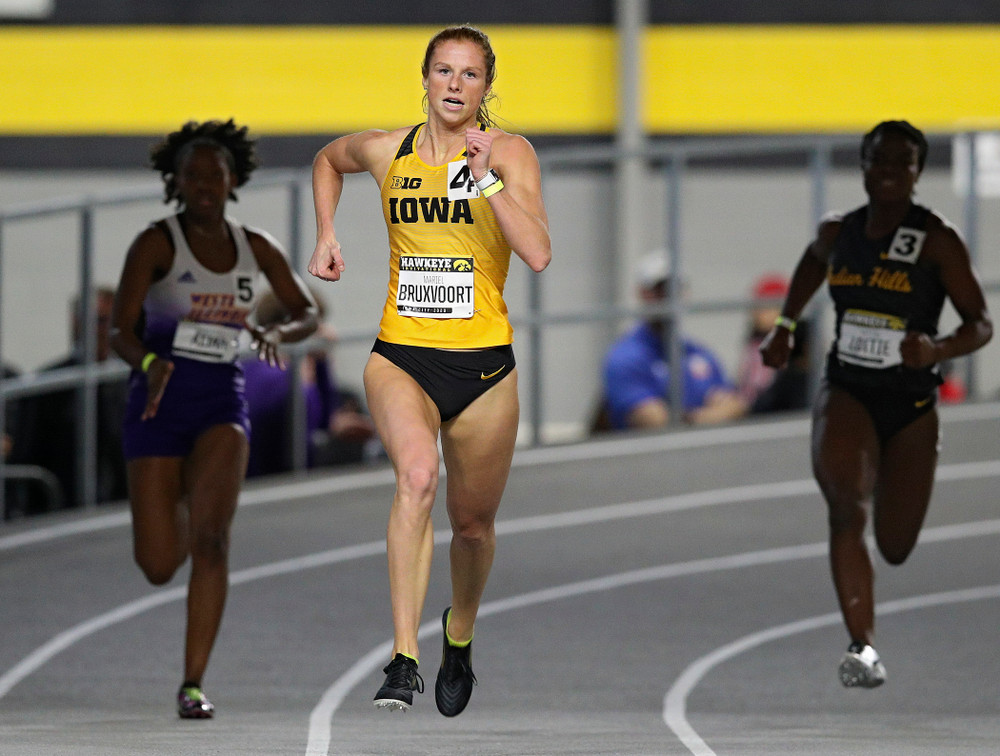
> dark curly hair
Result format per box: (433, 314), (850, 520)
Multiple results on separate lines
(861, 120), (929, 172)
(150, 119), (260, 205)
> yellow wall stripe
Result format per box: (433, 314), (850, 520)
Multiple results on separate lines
(1, 25), (998, 135)
(645, 25), (1000, 132)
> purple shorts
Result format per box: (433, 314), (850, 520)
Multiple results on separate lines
(122, 356), (250, 460)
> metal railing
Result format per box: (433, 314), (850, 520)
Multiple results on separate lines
(2, 134), (996, 519)
(0, 170), (309, 519)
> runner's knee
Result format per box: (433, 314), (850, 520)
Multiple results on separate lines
(875, 531), (916, 566)
(825, 496), (868, 535)
(190, 526), (230, 563)
(396, 462), (438, 507)
(450, 512), (495, 544)
(135, 548), (182, 585)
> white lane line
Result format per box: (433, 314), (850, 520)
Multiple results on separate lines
(0, 585), (185, 699)
(0, 540), (389, 701)
(2, 462), (999, 716)
(662, 583), (1000, 756)
(302, 518), (1000, 755)
(0, 511), (132, 551)
(0, 468), (397, 553)
(303, 543), (831, 755)
(0, 475), (820, 702)
(1, 454), (998, 742)
(5, 421), (811, 553)
(516, 401), (1000, 469)
(3, 403), (998, 553)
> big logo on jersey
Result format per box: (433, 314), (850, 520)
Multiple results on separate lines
(390, 176), (422, 190)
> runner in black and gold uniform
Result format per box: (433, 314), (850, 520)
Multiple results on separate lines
(307, 25), (551, 716)
(760, 121), (992, 689)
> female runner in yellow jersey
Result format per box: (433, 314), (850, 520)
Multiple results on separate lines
(307, 25), (551, 716)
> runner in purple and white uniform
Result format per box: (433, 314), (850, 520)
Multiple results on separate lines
(110, 119), (318, 719)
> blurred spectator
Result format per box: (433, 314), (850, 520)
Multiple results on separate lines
(748, 318), (813, 413)
(11, 287), (128, 512)
(2, 362), (17, 461)
(737, 273), (813, 414)
(3, 361), (26, 518)
(597, 251), (748, 431)
(737, 274), (789, 405)
(242, 287), (377, 477)
(938, 361), (967, 404)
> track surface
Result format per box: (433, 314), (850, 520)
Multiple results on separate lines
(2, 405), (1000, 755)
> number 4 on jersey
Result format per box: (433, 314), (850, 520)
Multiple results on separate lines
(448, 162), (479, 201)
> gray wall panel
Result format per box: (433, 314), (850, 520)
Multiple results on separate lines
(3, 154), (998, 440)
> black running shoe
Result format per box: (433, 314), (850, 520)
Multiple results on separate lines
(435, 607), (477, 717)
(374, 653), (423, 711)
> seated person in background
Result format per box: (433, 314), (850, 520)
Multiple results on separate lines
(748, 317), (813, 413)
(11, 287), (128, 512)
(2, 362), (18, 462)
(3, 361), (28, 519)
(938, 360), (967, 404)
(600, 251), (748, 430)
(242, 287), (376, 477)
(737, 273), (813, 414)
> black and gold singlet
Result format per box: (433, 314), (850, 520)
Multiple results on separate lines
(377, 123), (513, 348)
(826, 202), (947, 392)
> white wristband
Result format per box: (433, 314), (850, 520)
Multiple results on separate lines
(475, 169), (501, 193)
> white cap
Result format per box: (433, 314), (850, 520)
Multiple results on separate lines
(635, 250), (672, 290)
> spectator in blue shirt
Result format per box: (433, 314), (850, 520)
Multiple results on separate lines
(599, 251), (748, 430)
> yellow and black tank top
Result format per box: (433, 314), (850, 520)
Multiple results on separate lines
(825, 202), (946, 392)
(377, 123), (513, 348)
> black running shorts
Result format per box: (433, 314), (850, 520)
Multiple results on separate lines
(371, 339), (515, 422)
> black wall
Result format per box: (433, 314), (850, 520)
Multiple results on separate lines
(32, 1), (1000, 25)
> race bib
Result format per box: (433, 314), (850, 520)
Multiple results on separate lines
(447, 161), (479, 201)
(837, 309), (907, 369)
(885, 226), (926, 264)
(171, 320), (241, 363)
(396, 255), (475, 318)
